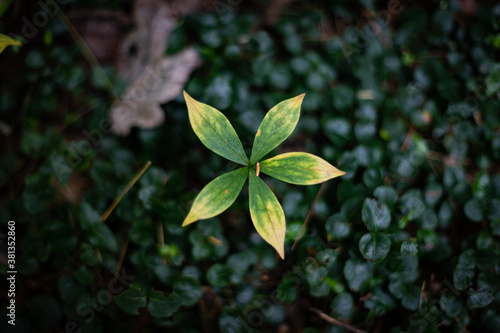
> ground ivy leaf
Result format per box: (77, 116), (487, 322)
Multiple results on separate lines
(260, 152), (345, 185)
(453, 249), (476, 290)
(147, 289), (182, 318)
(359, 232), (391, 262)
(114, 284), (147, 315)
(343, 258), (372, 291)
(0, 33), (21, 54)
(183, 167), (247, 226)
(250, 94), (305, 164)
(248, 170), (286, 259)
(401, 239), (418, 255)
(361, 198), (391, 231)
(468, 289), (494, 308)
(184, 91), (248, 165)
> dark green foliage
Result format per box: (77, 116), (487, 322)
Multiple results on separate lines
(1, 0), (500, 332)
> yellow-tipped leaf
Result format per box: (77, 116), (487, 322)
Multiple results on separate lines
(183, 168), (248, 226)
(0, 34), (21, 54)
(248, 170), (286, 259)
(260, 152), (346, 185)
(250, 94), (305, 164)
(184, 91), (248, 165)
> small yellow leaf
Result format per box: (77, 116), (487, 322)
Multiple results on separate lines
(0, 34), (22, 54)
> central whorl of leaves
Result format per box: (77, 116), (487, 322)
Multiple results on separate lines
(182, 91), (345, 258)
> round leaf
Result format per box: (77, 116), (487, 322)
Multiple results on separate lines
(148, 290), (182, 318)
(361, 198), (391, 231)
(359, 233), (391, 262)
(468, 289), (494, 308)
(343, 258), (372, 291)
(114, 284), (147, 315)
(173, 276), (203, 307)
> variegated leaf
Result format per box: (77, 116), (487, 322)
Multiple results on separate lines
(248, 170), (286, 259)
(260, 152), (346, 185)
(184, 91), (248, 165)
(250, 94), (304, 164)
(182, 167), (248, 226)
(0, 33), (21, 54)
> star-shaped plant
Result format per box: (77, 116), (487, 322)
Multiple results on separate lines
(182, 91), (345, 258)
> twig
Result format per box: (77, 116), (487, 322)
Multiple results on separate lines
(419, 280), (427, 308)
(114, 238), (129, 279)
(56, 11), (116, 96)
(157, 221), (166, 265)
(291, 183), (328, 251)
(400, 125), (415, 152)
(309, 308), (367, 333)
(101, 161), (152, 222)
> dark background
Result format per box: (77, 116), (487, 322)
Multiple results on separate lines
(1, 0), (500, 332)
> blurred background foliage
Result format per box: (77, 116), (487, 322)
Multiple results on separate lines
(1, 0), (500, 332)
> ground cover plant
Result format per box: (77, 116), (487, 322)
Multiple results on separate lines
(1, 0), (500, 332)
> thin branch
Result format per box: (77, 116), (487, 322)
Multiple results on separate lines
(157, 221), (166, 265)
(309, 308), (367, 333)
(419, 280), (427, 308)
(56, 11), (116, 97)
(291, 182), (328, 251)
(101, 161), (152, 222)
(114, 238), (129, 279)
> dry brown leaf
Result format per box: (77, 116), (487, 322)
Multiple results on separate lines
(111, 0), (202, 135)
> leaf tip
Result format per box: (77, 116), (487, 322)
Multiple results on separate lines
(182, 214), (197, 227)
(277, 247), (285, 260)
(328, 166), (346, 179)
(294, 93), (306, 105)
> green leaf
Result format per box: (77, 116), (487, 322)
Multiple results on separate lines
(184, 91), (248, 165)
(361, 198), (391, 231)
(343, 258), (372, 291)
(331, 292), (354, 319)
(250, 94), (305, 163)
(207, 263), (233, 287)
(486, 63), (500, 97)
(0, 33), (21, 54)
(400, 284), (421, 311)
(464, 198), (483, 222)
(468, 289), (494, 308)
(182, 167), (247, 226)
(401, 239), (418, 255)
(453, 249), (475, 290)
(260, 152), (345, 185)
(374, 186), (399, 206)
(325, 213), (351, 239)
(148, 289), (182, 318)
(114, 284), (147, 315)
(248, 170), (286, 259)
(440, 291), (462, 317)
(364, 287), (396, 315)
(173, 276), (203, 306)
(359, 232), (391, 262)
